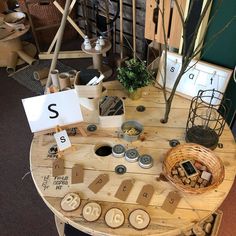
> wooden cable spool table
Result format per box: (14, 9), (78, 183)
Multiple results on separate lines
(30, 81), (236, 236)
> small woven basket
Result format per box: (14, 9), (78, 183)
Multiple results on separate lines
(162, 143), (225, 194)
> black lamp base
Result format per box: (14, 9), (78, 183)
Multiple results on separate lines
(186, 125), (219, 150)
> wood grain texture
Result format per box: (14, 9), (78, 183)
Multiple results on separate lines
(145, 0), (156, 40)
(155, 0), (171, 44)
(30, 81), (236, 236)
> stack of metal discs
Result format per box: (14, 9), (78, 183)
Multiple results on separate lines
(112, 144), (125, 158)
(138, 154), (153, 169)
(125, 149), (139, 162)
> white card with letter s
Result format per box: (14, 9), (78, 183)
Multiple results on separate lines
(22, 89), (83, 132)
(54, 130), (71, 151)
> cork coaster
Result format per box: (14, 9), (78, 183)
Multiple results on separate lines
(104, 208), (125, 228)
(82, 202), (102, 222)
(60, 192), (81, 212)
(129, 209), (150, 230)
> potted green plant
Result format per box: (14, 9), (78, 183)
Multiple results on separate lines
(117, 58), (154, 100)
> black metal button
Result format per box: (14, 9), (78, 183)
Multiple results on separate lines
(48, 144), (58, 155)
(136, 105), (146, 112)
(169, 139), (180, 147)
(115, 165), (127, 175)
(87, 124), (97, 132)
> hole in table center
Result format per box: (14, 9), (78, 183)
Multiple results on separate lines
(94, 143), (112, 156)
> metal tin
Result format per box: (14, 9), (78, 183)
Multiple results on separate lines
(138, 155), (153, 169)
(125, 149), (139, 162)
(121, 120), (143, 142)
(112, 144), (125, 158)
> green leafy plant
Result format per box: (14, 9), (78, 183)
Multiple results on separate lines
(117, 58), (154, 93)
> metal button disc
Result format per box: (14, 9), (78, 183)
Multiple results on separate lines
(139, 155), (153, 169)
(125, 149), (139, 162)
(112, 144), (125, 157)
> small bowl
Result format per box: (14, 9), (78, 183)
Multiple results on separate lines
(4, 12), (26, 27)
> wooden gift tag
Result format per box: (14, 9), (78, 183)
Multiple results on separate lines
(88, 174), (109, 194)
(136, 184), (154, 207)
(52, 158), (64, 177)
(71, 164), (84, 184)
(115, 179), (134, 201)
(161, 191), (181, 214)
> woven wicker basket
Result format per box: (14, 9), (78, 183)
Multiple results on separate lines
(162, 143), (225, 194)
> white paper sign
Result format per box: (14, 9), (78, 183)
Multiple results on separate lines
(54, 130), (71, 151)
(22, 89), (83, 132)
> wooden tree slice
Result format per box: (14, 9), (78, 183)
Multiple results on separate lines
(82, 202), (102, 222)
(104, 208), (125, 229)
(129, 209), (150, 230)
(60, 192), (81, 212)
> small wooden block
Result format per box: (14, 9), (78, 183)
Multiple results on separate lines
(115, 179), (134, 201)
(201, 171), (212, 181)
(136, 184), (154, 207)
(82, 202), (102, 222)
(88, 174), (109, 194)
(60, 192), (81, 212)
(161, 191), (181, 214)
(52, 158), (64, 177)
(71, 164), (84, 184)
(105, 208), (125, 228)
(129, 209), (150, 230)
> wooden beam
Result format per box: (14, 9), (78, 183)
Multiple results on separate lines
(144, 0), (156, 40)
(155, 0), (171, 45)
(39, 50), (92, 59)
(169, 0), (187, 49)
(53, 1), (85, 38)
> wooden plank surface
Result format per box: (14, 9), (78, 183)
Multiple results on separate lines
(30, 81), (236, 236)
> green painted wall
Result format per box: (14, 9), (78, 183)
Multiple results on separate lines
(201, 0), (236, 126)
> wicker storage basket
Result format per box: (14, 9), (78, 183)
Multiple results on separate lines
(18, 0), (77, 45)
(162, 143), (225, 194)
